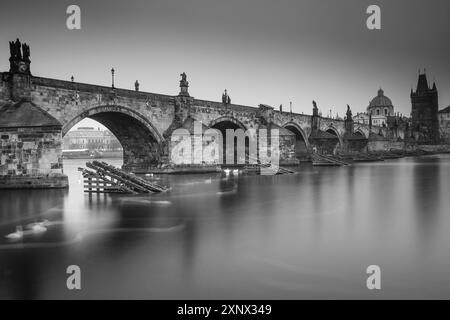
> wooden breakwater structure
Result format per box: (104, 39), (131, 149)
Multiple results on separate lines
(78, 161), (169, 194)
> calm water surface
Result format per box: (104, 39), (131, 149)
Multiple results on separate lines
(1, 155), (450, 299)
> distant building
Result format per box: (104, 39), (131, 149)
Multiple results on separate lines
(410, 73), (440, 143)
(63, 127), (122, 151)
(367, 88), (395, 126)
(353, 88), (395, 127)
(368, 88), (395, 117)
(438, 106), (450, 141)
(352, 88), (409, 140)
(353, 112), (370, 125)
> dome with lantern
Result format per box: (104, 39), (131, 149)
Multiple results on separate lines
(367, 88), (394, 117)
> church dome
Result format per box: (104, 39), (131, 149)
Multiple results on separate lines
(367, 88), (394, 116)
(369, 89), (393, 108)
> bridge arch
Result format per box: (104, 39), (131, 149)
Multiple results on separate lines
(63, 105), (163, 142)
(209, 116), (247, 130)
(209, 116), (248, 164)
(325, 125), (342, 142)
(282, 122), (309, 144)
(63, 105), (164, 171)
(282, 122), (310, 159)
(354, 128), (367, 139)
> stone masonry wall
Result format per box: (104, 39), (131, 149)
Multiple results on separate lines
(0, 126), (64, 176)
(29, 76), (175, 138)
(367, 140), (406, 152)
(0, 72), (9, 104)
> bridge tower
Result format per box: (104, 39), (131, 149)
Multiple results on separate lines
(410, 72), (440, 143)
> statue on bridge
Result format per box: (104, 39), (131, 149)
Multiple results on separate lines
(222, 89), (231, 104)
(180, 72), (187, 83)
(178, 72), (189, 96)
(22, 43), (30, 62)
(346, 104), (352, 120)
(312, 100), (319, 117)
(9, 39), (22, 60)
(9, 38), (31, 74)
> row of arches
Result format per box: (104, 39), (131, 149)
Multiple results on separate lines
(62, 106), (373, 169)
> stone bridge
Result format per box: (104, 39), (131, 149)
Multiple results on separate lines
(0, 40), (404, 179)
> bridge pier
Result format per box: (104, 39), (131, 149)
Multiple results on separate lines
(0, 99), (68, 189)
(0, 43), (68, 189)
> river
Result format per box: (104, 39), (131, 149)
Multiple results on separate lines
(1, 155), (450, 299)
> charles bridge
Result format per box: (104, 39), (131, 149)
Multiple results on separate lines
(0, 40), (405, 187)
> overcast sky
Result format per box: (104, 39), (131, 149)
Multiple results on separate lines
(1, 0), (449, 130)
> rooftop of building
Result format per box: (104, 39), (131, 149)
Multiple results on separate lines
(439, 106), (450, 114)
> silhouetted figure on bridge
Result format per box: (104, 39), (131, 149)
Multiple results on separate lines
(222, 89), (231, 104)
(179, 72), (189, 96)
(346, 104), (352, 120)
(22, 43), (30, 62)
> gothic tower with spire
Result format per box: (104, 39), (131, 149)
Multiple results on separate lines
(410, 71), (440, 143)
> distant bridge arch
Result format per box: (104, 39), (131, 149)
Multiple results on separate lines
(208, 116), (247, 130)
(283, 122), (310, 160)
(208, 116), (249, 164)
(354, 128), (367, 139)
(324, 125), (343, 146)
(282, 122), (309, 145)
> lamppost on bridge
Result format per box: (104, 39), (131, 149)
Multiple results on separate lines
(111, 68), (115, 89)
